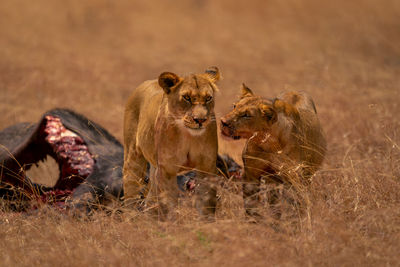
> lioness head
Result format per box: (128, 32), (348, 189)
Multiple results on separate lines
(158, 67), (221, 133)
(220, 84), (277, 139)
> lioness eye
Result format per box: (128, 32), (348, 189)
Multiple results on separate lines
(183, 95), (191, 102)
(205, 95), (213, 103)
(241, 113), (251, 118)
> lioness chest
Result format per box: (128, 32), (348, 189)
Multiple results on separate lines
(155, 117), (218, 175)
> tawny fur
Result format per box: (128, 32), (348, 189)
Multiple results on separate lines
(123, 67), (221, 218)
(220, 84), (327, 215)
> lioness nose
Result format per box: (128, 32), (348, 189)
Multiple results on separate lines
(194, 118), (207, 124)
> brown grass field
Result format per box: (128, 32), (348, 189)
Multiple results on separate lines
(1, 0), (400, 266)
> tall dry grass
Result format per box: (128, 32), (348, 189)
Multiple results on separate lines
(1, 0), (400, 265)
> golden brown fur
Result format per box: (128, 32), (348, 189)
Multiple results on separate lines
(220, 84), (326, 215)
(123, 67), (221, 218)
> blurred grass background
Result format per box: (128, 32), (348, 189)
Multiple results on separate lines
(1, 0), (399, 265)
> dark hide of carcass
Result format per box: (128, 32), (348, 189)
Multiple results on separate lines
(0, 108), (242, 212)
(0, 109), (123, 211)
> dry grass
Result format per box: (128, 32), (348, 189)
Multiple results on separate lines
(1, 0), (400, 265)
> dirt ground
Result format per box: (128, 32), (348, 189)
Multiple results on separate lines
(1, 0), (400, 266)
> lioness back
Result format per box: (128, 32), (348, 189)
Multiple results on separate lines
(275, 91), (326, 172)
(277, 91), (317, 114)
(123, 80), (162, 166)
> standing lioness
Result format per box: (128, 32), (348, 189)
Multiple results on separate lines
(123, 67), (221, 217)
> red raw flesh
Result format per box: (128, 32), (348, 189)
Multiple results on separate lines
(36, 115), (95, 205)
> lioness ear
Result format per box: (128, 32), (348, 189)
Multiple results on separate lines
(205, 66), (221, 83)
(241, 83), (254, 99)
(158, 72), (181, 94)
(260, 104), (277, 124)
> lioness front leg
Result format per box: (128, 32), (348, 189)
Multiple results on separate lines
(194, 173), (218, 219)
(149, 167), (180, 220)
(123, 149), (149, 209)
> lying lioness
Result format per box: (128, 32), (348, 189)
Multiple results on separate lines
(123, 67), (221, 217)
(220, 84), (326, 215)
